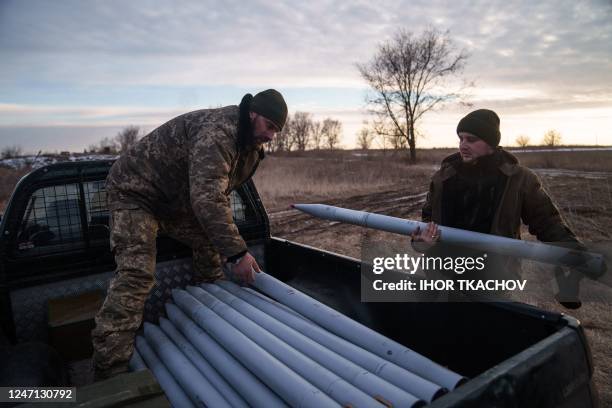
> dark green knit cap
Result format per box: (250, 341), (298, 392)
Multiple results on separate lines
(250, 89), (288, 131)
(456, 109), (501, 147)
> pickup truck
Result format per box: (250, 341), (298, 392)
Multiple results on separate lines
(0, 160), (598, 407)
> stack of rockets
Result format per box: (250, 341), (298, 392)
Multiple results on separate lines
(130, 272), (464, 407)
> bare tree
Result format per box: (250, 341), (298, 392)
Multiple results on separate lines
(289, 112), (313, 151)
(374, 131), (390, 150)
(542, 129), (562, 147)
(86, 143), (99, 154)
(100, 137), (119, 154)
(356, 123), (376, 150)
(357, 27), (470, 162)
(321, 118), (342, 150)
(269, 114), (292, 152)
(515, 134), (530, 148)
(1, 145), (23, 159)
(264, 112), (337, 152)
(311, 121), (323, 150)
(88, 137), (119, 154)
(115, 125), (141, 152)
(372, 121), (406, 150)
(389, 128), (407, 150)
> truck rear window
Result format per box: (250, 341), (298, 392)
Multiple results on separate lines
(15, 181), (248, 257)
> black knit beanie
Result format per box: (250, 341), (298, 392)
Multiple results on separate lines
(456, 109), (501, 147)
(250, 89), (288, 131)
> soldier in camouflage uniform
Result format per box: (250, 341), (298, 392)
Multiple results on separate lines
(92, 89), (288, 379)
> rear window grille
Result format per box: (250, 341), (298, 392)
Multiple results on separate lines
(83, 180), (110, 243)
(15, 182), (250, 256)
(17, 184), (85, 256)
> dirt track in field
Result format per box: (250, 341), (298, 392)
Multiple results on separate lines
(269, 187), (429, 258)
(268, 168), (612, 407)
(269, 168), (612, 256)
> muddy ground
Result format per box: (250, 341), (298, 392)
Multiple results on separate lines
(268, 168), (612, 406)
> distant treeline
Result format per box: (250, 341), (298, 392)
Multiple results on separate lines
(86, 125), (141, 154)
(88, 114), (346, 154)
(269, 113), (342, 152)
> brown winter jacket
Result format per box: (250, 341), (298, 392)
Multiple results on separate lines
(424, 149), (580, 242)
(106, 105), (264, 258)
(421, 149), (582, 274)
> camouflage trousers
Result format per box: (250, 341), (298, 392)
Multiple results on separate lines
(91, 207), (223, 378)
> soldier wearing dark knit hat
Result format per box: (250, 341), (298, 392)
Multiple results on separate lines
(93, 89), (288, 380)
(250, 89), (288, 132)
(456, 108), (501, 147)
(235, 89), (287, 147)
(411, 108), (587, 310)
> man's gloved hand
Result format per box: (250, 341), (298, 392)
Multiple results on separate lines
(227, 252), (261, 285)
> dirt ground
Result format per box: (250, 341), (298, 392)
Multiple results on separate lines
(267, 167), (612, 407)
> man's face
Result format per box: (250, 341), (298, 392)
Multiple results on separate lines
(249, 112), (279, 144)
(458, 132), (494, 162)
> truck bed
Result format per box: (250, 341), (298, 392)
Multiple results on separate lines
(266, 238), (596, 407)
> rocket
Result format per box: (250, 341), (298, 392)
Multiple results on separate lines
(291, 203), (606, 278)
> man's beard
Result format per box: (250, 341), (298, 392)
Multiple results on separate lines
(252, 133), (271, 144)
(250, 117), (271, 145)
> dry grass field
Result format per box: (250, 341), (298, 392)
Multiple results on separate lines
(518, 149), (612, 172)
(254, 147), (612, 210)
(254, 151), (434, 211)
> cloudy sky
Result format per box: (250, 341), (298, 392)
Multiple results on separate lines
(1, 0), (611, 152)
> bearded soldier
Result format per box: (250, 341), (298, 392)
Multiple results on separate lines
(92, 89), (288, 379)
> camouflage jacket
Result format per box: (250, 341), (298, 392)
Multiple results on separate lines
(106, 105), (264, 258)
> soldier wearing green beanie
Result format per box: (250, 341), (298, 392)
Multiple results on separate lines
(92, 89), (287, 380)
(412, 108), (586, 309)
(456, 108), (501, 148)
(250, 89), (288, 132)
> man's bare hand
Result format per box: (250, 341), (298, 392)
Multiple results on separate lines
(229, 252), (261, 285)
(410, 222), (441, 253)
(411, 222), (441, 244)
